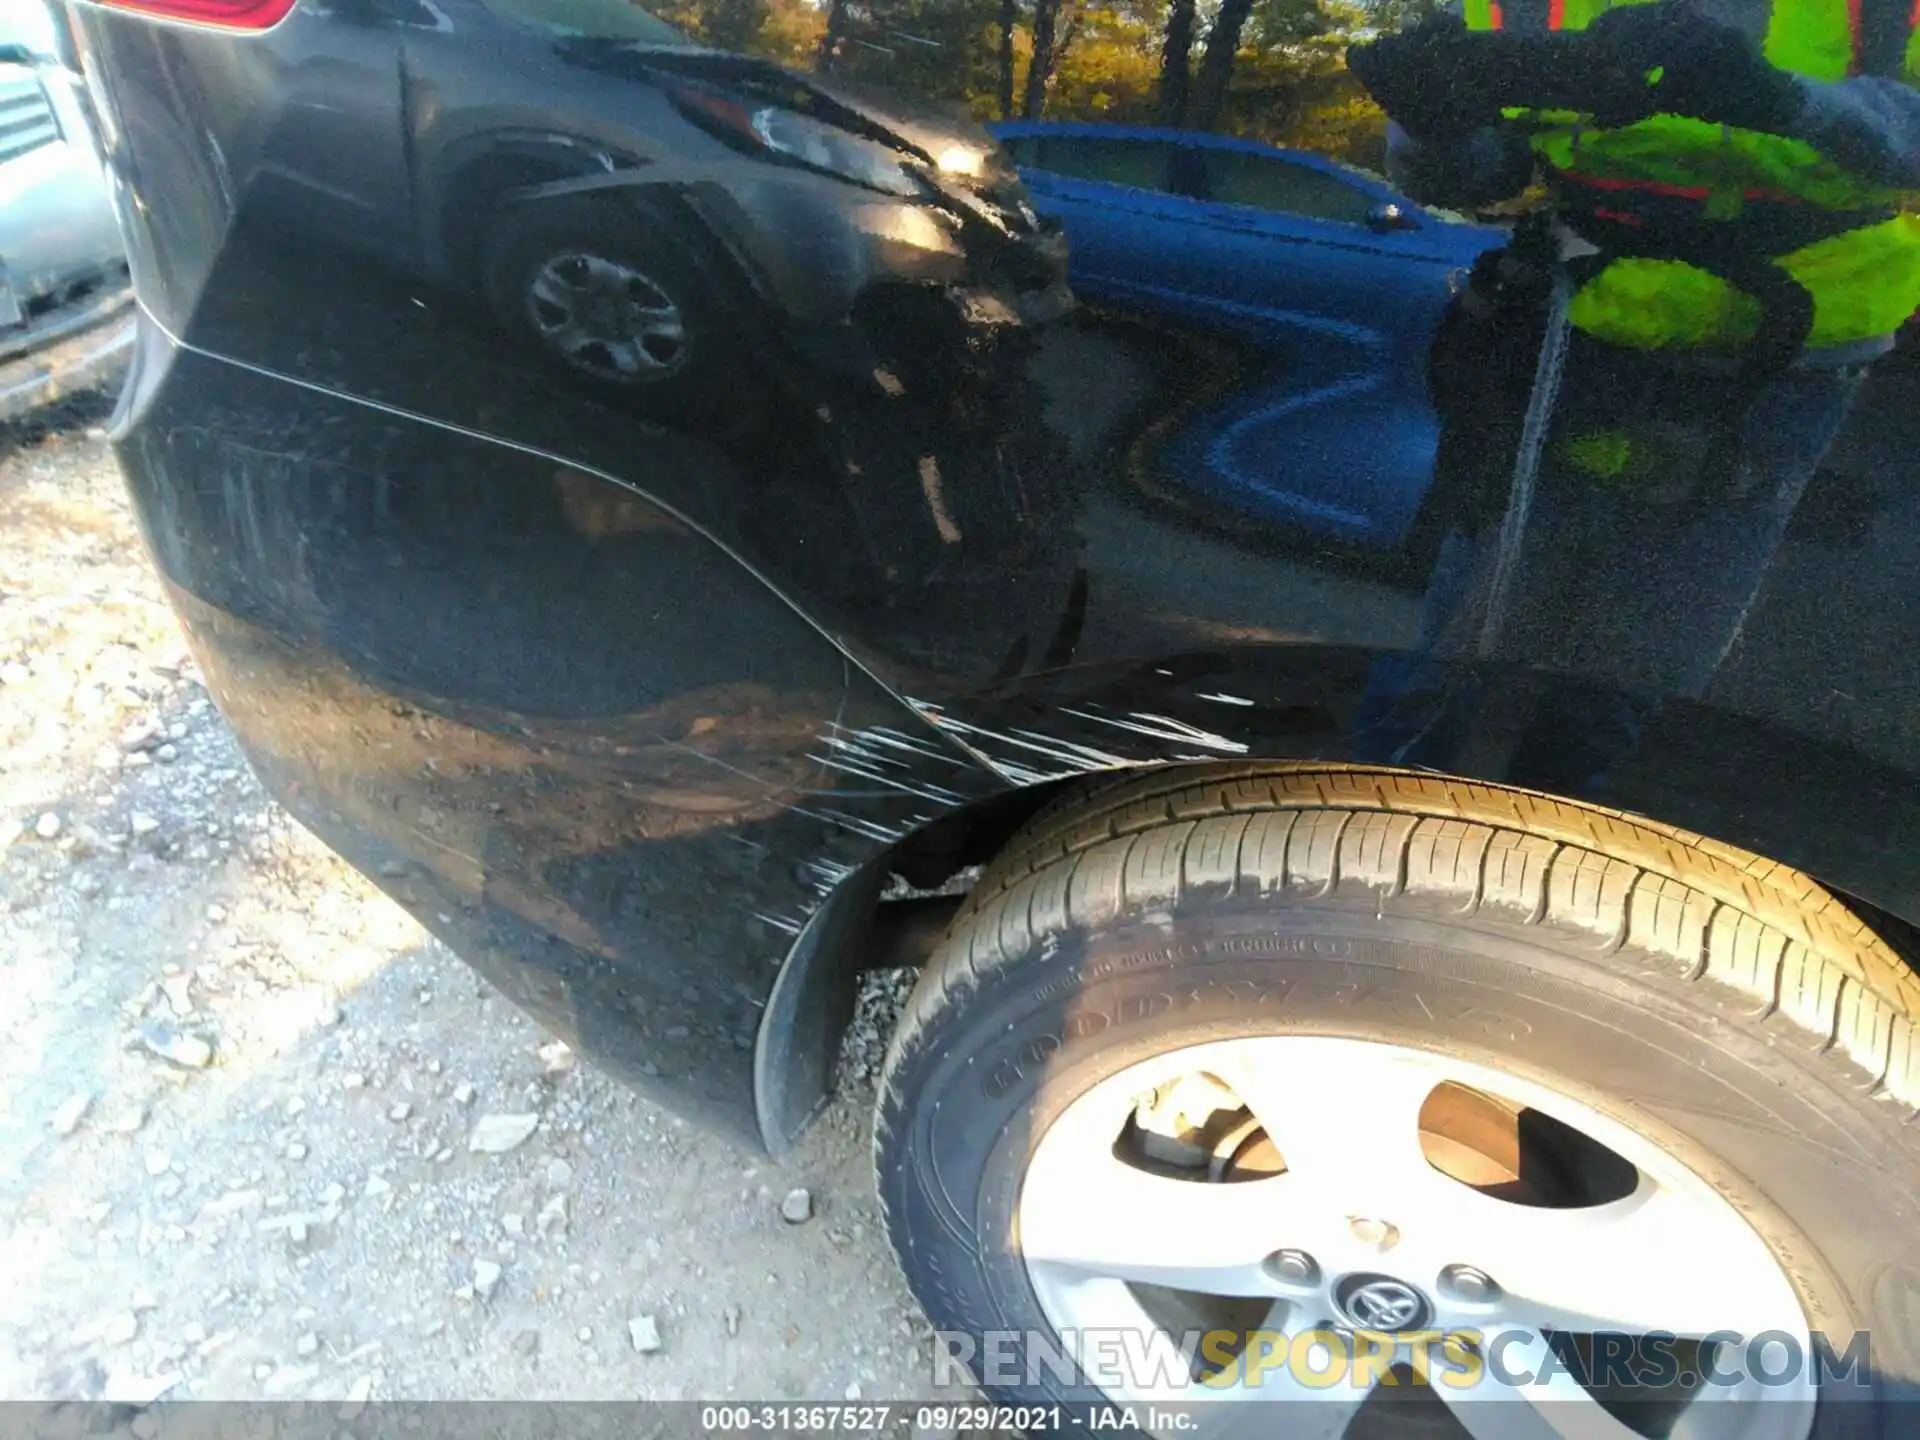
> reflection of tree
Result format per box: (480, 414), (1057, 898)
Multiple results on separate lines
(1159, 0), (1195, 124)
(657, 0), (824, 65)
(652, 0), (1384, 161)
(1023, 0), (1080, 117)
(817, 0), (850, 67)
(1191, 0), (1254, 129)
(998, 0), (1019, 115)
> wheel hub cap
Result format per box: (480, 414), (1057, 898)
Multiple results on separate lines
(525, 250), (688, 385)
(1332, 1273), (1430, 1333)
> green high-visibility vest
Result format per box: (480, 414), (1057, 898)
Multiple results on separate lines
(1461, 0), (1920, 349)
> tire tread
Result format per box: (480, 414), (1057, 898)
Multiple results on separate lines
(879, 765), (1920, 1162)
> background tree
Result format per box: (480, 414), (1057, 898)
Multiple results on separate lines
(998, 0), (1020, 117)
(1158, 0), (1196, 124)
(1022, 0), (1060, 115)
(656, 0), (1389, 167)
(1189, 0), (1254, 128)
(662, 0), (821, 63)
(818, 0), (852, 69)
(698, 0), (769, 52)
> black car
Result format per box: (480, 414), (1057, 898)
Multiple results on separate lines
(63, 0), (1920, 1428)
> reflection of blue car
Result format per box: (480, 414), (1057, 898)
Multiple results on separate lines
(992, 121), (1503, 548)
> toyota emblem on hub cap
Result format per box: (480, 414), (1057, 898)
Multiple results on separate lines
(1335, 1274), (1432, 1332)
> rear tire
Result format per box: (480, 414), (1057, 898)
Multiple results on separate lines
(876, 765), (1920, 1434)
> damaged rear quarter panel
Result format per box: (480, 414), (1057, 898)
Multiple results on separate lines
(115, 341), (1003, 1146)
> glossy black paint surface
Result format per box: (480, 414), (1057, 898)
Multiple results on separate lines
(68, 0), (1920, 1147)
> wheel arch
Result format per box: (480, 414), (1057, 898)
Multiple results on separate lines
(420, 131), (647, 287)
(755, 643), (1920, 1149)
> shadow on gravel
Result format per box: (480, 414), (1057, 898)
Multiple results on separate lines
(0, 388), (120, 466)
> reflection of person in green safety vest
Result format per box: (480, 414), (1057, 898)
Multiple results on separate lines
(1400, 0), (1920, 354)
(1346, 0), (1920, 790)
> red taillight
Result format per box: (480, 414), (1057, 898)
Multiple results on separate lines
(93, 0), (299, 30)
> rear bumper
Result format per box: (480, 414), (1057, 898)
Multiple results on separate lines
(0, 285), (134, 420)
(110, 322), (996, 1150)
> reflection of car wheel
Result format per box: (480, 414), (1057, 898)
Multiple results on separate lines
(878, 766), (1919, 1433)
(481, 195), (731, 406)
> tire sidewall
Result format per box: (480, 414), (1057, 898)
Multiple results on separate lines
(881, 900), (1920, 1432)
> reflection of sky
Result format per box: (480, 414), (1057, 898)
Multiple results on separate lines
(1, 0), (58, 51)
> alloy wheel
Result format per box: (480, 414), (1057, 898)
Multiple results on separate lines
(1018, 1036), (1815, 1439)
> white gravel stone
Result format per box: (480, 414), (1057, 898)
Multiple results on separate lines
(295, 1332), (319, 1357)
(51, 1094), (91, 1136)
(468, 1113), (539, 1154)
(451, 1082), (476, 1106)
(627, 1315), (661, 1354)
(129, 813), (160, 837)
(161, 975), (193, 1018)
(34, 812), (62, 840)
(780, 1188), (813, 1225)
(119, 719), (161, 752)
(139, 1025), (212, 1070)
(472, 1260), (502, 1300)
(340, 1374), (374, 1415)
(387, 1102), (412, 1123)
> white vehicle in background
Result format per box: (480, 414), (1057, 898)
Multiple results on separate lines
(0, 0), (129, 420)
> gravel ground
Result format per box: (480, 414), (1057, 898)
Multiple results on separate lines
(0, 390), (941, 1407)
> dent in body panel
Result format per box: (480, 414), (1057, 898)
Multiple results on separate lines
(114, 338), (1001, 1143)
